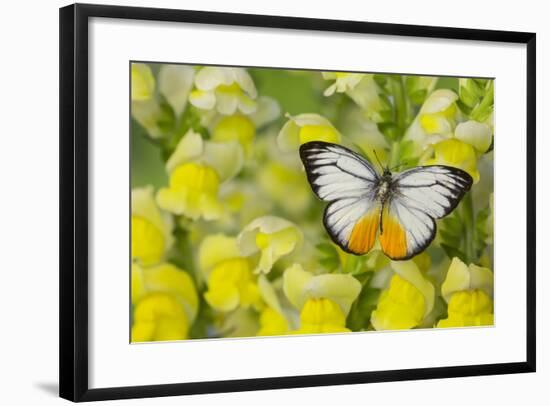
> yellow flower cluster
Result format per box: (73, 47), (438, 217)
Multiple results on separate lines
(130, 64), (494, 341)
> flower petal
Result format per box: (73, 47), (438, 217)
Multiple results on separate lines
(233, 68), (258, 98)
(189, 89), (216, 110)
(131, 99), (164, 139)
(165, 130), (204, 173)
(420, 89), (458, 114)
(237, 216), (302, 256)
(454, 120), (492, 153)
(194, 66), (231, 91)
(249, 96), (281, 127)
(441, 257), (471, 302)
(391, 260), (435, 317)
(132, 186), (174, 254)
(132, 262), (198, 322)
(131, 63), (155, 101)
(159, 65), (195, 116)
(282, 263), (313, 310)
(303, 273), (361, 316)
(198, 234), (241, 276)
(258, 275), (284, 315)
(202, 140), (244, 182)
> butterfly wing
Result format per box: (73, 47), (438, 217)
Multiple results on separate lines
(299, 141), (381, 255)
(380, 165), (473, 260)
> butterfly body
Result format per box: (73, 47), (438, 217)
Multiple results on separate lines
(300, 141), (473, 260)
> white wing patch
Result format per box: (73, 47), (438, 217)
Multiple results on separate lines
(388, 165), (473, 258)
(300, 142), (380, 251)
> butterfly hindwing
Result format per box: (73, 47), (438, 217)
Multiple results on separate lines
(379, 166), (473, 260)
(300, 142), (380, 254)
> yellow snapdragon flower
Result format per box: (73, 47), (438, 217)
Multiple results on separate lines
(132, 293), (190, 342)
(404, 88), (493, 159)
(257, 275), (289, 336)
(437, 257), (494, 328)
(131, 262), (198, 342)
(258, 307), (289, 335)
(212, 115), (256, 156)
(257, 161), (311, 215)
(283, 264), (361, 334)
(157, 162), (223, 221)
(204, 258), (261, 312)
(199, 234), (262, 312)
(345, 74), (389, 122)
(403, 89), (458, 153)
(237, 216), (303, 274)
(131, 186), (174, 266)
(189, 67), (257, 115)
(157, 130), (245, 220)
(322, 72), (364, 96)
(437, 290), (494, 328)
(211, 96), (280, 157)
(371, 260), (435, 330)
(158, 64), (195, 116)
(277, 113), (341, 152)
(131, 63), (155, 101)
(131, 63), (195, 139)
(422, 138), (480, 183)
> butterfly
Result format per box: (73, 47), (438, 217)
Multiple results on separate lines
(299, 141), (473, 260)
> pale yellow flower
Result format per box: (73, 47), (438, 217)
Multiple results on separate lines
(277, 113), (341, 152)
(237, 216), (303, 274)
(198, 234), (262, 312)
(440, 257), (493, 302)
(132, 293), (190, 342)
(165, 129), (244, 181)
(370, 260), (435, 330)
(421, 138), (480, 183)
(131, 186), (174, 266)
(257, 275), (290, 336)
(157, 130), (244, 220)
(131, 262), (198, 342)
(158, 64), (195, 116)
(403, 89), (459, 154)
(156, 162), (223, 220)
(132, 262), (198, 321)
(282, 264), (361, 334)
(189, 67), (257, 115)
(204, 257), (261, 312)
(210, 96), (281, 157)
(454, 120), (492, 153)
(131, 63), (155, 101)
(437, 257), (494, 328)
(345, 74), (389, 122)
(322, 72), (364, 96)
(257, 161), (311, 215)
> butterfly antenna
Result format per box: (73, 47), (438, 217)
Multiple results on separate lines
(373, 149), (385, 171)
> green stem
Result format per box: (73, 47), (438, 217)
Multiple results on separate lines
(390, 76), (408, 137)
(389, 141), (401, 168)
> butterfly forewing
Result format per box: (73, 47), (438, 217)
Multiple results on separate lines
(380, 166), (473, 259)
(299, 142), (381, 254)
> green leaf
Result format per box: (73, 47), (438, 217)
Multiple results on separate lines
(441, 243), (467, 264)
(316, 241), (340, 272)
(409, 89), (427, 105)
(346, 287), (381, 331)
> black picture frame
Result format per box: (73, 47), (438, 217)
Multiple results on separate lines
(59, 3), (536, 402)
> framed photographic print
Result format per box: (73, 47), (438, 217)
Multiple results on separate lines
(59, 3), (536, 402)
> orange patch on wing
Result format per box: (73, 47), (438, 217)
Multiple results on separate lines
(379, 208), (408, 259)
(347, 209), (380, 254)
